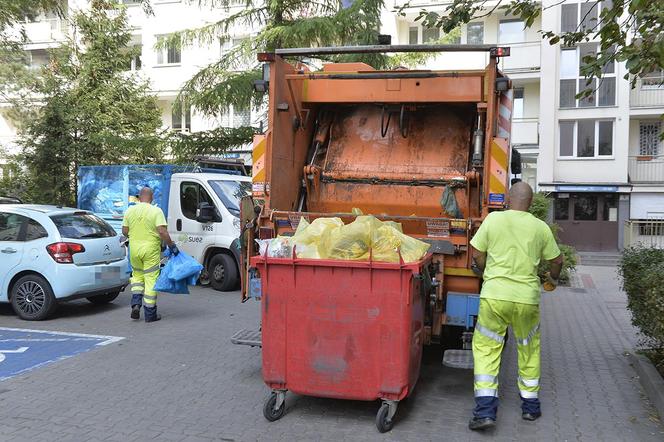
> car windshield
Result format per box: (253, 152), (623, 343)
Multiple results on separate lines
(208, 180), (251, 217)
(50, 213), (116, 239)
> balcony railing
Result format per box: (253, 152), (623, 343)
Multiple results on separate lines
(499, 42), (540, 73)
(628, 155), (664, 183)
(23, 18), (68, 43)
(630, 78), (664, 108)
(511, 118), (539, 145)
(624, 220), (664, 249)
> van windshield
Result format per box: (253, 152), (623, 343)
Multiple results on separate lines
(208, 180), (251, 217)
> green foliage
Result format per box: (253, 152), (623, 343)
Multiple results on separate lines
(168, 126), (257, 163)
(165, 0), (389, 155)
(404, 0), (664, 103)
(528, 192), (577, 285)
(619, 246), (664, 356)
(15, 0), (163, 206)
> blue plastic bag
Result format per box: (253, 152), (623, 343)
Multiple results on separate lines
(153, 249), (203, 295)
(166, 249), (204, 281)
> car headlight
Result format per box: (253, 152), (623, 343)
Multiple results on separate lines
(233, 217), (241, 231)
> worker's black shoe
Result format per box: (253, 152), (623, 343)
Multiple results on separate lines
(522, 412), (541, 421)
(145, 314), (161, 323)
(468, 417), (496, 431)
(130, 306), (140, 320)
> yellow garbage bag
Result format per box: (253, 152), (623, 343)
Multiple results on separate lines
(292, 217), (343, 259)
(371, 225), (430, 263)
(319, 215), (380, 260)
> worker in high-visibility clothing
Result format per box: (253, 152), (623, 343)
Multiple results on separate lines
(468, 182), (563, 431)
(122, 187), (178, 323)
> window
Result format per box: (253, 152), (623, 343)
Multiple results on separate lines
(554, 198), (570, 221)
(561, 3), (578, 33)
(579, 2), (599, 31)
(221, 106), (251, 128)
(602, 194), (618, 221)
(513, 88), (524, 119)
(641, 69), (664, 89)
(220, 36), (248, 57)
(125, 46), (142, 71)
(422, 27), (439, 43)
(499, 20), (525, 44)
(574, 195), (598, 221)
(0, 213), (25, 241)
(50, 213), (115, 239)
(172, 104), (191, 132)
(639, 122), (661, 156)
(559, 43), (615, 108)
(180, 182), (214, 220)
(559, 120), (614, 158)
(467, 22), (484, 44)
(25, 219), (48, 241)
(559, 121), (575, 156)
(157, 35), (181, 65)
(208, 180), (251, 217)
(409, 27), (418, 45)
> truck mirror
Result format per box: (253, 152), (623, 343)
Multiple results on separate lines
(196, 202), (216, 223)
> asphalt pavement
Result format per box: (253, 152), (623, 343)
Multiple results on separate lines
(0, 265), (661, 441)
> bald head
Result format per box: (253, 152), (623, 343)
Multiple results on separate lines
(509, 181), (533, 211)
(139, 187), (154, 203)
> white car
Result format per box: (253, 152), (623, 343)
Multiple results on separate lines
(0, 205), (130, 320)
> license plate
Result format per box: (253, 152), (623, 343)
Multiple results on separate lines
(95, 267), (121, 282)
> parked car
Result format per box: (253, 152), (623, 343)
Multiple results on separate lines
(0, 205), (129, 320)
(0, 196), (22, 204)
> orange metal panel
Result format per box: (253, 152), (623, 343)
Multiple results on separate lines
(319, 104), (473, 181)
(301, 76), (483, 103)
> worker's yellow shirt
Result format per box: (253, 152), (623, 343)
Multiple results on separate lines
(122, 203), (167, 251)
(470, 210), (560, 305)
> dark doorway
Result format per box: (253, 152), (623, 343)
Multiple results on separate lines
(554, 193), (619, 251)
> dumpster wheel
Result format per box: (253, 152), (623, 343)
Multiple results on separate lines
(263, 391), (286, 422)
(375, 400), (397, 433)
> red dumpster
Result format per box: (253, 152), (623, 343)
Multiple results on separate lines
(251, 253), (431, 432)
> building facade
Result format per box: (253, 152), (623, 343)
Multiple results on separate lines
(2, 0), (663, 251)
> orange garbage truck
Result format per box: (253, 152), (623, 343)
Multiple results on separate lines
(233, 44), (517, 430)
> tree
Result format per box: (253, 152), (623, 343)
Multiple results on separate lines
(17, 0), (164, 206)
(405, 0), (663, 98)
(163, 0), (459, 158)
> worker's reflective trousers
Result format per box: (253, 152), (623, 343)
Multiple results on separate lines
(472, 298), (541, 419)
(128, 244), (161, 318)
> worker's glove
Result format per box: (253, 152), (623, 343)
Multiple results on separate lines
(169, 244), (180, 257)
(543, 272), (558, 292)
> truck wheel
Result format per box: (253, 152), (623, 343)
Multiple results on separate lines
(209, 254), (238, 292)
(87, 291), (120, 304)
(11, 275), (57, 321)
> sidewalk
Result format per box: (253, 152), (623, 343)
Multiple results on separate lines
(0, 266), (661, 441)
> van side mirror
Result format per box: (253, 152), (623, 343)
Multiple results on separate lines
(196, 202), (217, 223)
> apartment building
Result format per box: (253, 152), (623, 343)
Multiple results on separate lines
(2, 1), (662, 251)
(0, 0), (254, 165)
(386, 0), (664, 252)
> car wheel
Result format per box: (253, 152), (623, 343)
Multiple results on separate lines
(11, 275), (57, 321)
(209, 253), (238, 292)
(87, 291), (120, 305)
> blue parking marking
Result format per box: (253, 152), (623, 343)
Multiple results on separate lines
(0, 327), (123, 381)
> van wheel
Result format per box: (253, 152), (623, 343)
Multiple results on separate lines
(209, 254), (238, 292)
(87, 291), (120, 304)
(11, 275), (57, 321)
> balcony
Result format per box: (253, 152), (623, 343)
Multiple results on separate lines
(23, 19), (68, 43)
(498, 42), (540, 74)
(628, 155), (664, 184)
(511, 118), (538, 146)
(630, 78), (664, 108)
(624, 220), (664, 249)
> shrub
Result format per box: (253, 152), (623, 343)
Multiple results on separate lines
(619, 246), (664, 353)
(528, 192), (577, 284)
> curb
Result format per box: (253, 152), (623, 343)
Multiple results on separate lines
(629, 352), (664, 420)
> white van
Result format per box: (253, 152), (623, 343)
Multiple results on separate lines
(77, 166), (251, 292)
